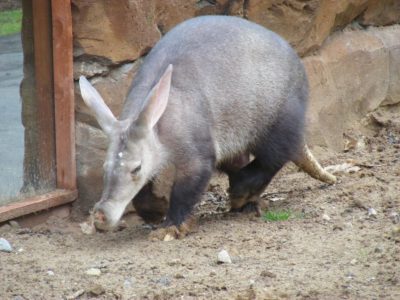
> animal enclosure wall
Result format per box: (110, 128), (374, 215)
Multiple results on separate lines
(71, 0), (400, 212)
(0, 0), (56, 206)
(0, 0), (76, 222)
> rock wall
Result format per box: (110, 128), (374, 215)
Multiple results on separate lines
(305, 25), (400, 150)
(72, 0), (400, 212)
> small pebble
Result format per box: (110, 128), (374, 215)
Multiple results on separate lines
(80, 221), (96, 235)
(260, 270), (277, 278)
(350, 259), (357, 265)
(156, 276), (171, 286)
(47, 270), (55, 276)
(163, 234), (175, 242)
(392, 226), (400, 237)
(209, 270), (217, 276)
(175, 273), (185, 279)
(85, 268), (101, 276)
(389, 212), (399, 224)
(333, 224), (344, 231)
(368, 208), (377, 218)
(0, 237), (13, 252)
(9, 221), (20, 229)
(123, 279), (132, 289)
(344, 222), (353, 228)
(66, 289), (85, 300)
(167, 258), (181, 266)
(87, 283), (105, 296)
(352, 199), (367, 209)
(217, 249), (232, 264)
(322, 214), (331, 221)
(123, 277), (135, 289)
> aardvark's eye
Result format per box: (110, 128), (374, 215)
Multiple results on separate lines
(131, 165), (142, 176)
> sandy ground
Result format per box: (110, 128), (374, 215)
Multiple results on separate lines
(1, 108), (399, 299)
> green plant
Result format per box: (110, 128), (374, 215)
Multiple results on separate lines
(263, 210), (292, 222)
(0, 9), (22, 36)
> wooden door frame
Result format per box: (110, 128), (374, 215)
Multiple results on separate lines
(0, 0), (77, 223)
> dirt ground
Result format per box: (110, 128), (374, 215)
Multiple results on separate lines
(1, 107), (400, 300)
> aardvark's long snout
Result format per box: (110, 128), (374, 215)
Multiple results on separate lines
(92, 200), (125, 230)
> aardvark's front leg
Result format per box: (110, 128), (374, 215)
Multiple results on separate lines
(149, 160), (213, 241)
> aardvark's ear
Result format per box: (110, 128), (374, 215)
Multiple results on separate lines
(79, 76), (117, 135)
(137, 64), (173, 129)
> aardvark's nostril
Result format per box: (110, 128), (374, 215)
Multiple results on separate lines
(92, 208), (113, 231)
(94, 209), (107, 224)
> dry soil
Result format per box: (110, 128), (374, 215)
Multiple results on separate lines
(1, 109), (399, 300)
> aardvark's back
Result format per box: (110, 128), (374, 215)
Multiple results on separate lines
(122, 16), (307, 160)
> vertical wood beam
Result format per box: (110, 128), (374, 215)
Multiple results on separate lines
(32, 0), (56, 188)
(51, 0), (76, 190)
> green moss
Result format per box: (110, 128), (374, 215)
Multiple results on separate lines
(0, 9), (22, 36)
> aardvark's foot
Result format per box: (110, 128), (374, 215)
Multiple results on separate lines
(230, 201), (262, 217)
(149, 217), (197, 241)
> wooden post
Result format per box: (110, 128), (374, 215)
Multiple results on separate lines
(52, 0), (77, 190)
(31, 0), (56, 189)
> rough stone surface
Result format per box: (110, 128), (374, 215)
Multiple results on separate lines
(322, 30), (389, 114)
(155, 0), (216, 34)
(295, 0), (369, 55)
(304, 55), (344, 150)
(359, 0), (400, 26)
(73, 61), (109, 80)
(72, 1), (400, 61)
(304, 25), (400, 150)
(247, 0), (400, 56)
(369, 25), (400, 106)
(246, 0), (320, 54)
(72, 0), (161, 63)
(72, 0), (244, 63)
